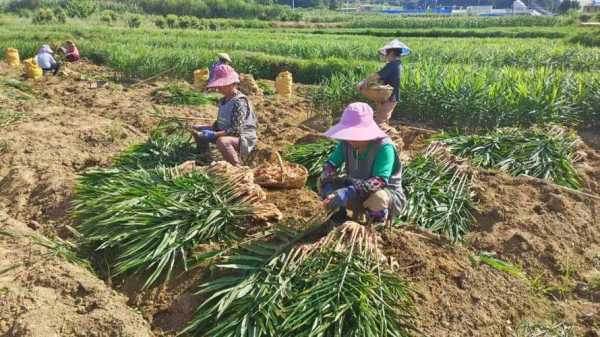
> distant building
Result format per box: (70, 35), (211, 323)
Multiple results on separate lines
(452, 2), (533, 15)
(577, 0), (593, 7)
(582, 0), (600, 12)
(512, 0), (528, 11)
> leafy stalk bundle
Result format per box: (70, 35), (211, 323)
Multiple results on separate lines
(283, 139), (337, 187)
(399, 147), (475, 242)
(71, 166), (252, 288)
(154, 84), (220, 106)
(183, 222), (416, 337)
(434, 126), (582, 189)
(115, 119), (198, 170)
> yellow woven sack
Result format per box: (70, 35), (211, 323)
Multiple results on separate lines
(5, 48), (20, 67)
(239, 74), (261, 96)
(24, 58), (43, 79)
(275, 71), (293, 97)
(193, 68), (209, 90)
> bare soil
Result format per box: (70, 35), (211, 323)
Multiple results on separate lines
(0, 210), (153, 337)
(1, 60), (599, 337)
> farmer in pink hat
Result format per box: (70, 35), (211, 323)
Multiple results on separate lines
(191, 64), (257, 166)
(319, 102), (405, 227)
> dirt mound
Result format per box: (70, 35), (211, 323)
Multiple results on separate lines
(0, 61), (223, 225)
(470, 172), (600, 281)
(384, 229), (551, 337)
(0, 105), (142, 223)
(0, 211), (153, 337)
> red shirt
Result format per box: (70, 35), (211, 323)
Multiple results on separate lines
(66, 45), (80, 62)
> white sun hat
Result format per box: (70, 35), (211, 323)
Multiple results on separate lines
(378, 39), (410, 57)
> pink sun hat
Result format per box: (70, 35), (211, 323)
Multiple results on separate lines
(323, 102), (387, 141)
(207, 64), (240, 89)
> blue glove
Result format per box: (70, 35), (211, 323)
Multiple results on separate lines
(200, 129), (217, 141)
(320, 182), (335, 199)
(325, 186), (357, 210)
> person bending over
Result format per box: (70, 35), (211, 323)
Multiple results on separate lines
(35, 44), (60, 75)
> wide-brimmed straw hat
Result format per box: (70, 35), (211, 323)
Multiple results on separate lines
(378, 39), (410, 57)
(206, 64), (240, 89)
(323, 102), (387, 141)
(217, 52), (232, 63)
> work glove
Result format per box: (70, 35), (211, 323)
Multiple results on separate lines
(324, 186), (357, 211)
(319, 181), (335, 199)
(199, 129), (216, 141)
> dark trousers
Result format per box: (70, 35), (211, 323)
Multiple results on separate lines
(42, 63), (60, 75)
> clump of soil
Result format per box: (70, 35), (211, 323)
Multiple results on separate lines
(470, 172), (600, 281)
(0, 211), (153, 337)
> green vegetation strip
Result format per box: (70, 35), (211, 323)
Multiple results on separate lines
(316, 67), (600, 129)
(311, 28), (567, 39)
(471, 252), (526, 279)
(183, 222), (416, 337)
(435, 127), (583, 189)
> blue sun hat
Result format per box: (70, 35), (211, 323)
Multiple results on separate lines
(378, 39), (410, 57)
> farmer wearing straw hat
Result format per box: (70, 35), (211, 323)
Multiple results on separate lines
(191, 64), (257, 166)
(209, 53), (232, 82)
(35, 44), (60, 75)
(319, 102), (406, 227)
(357, 39), (410, 127)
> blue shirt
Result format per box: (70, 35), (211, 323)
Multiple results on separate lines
(36, 53), (56, 69)
(377, 60), (402, 101)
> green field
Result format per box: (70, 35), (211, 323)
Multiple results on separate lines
(1, 14), (598, 129)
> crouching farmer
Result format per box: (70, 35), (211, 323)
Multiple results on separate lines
(36, 44), (60, 75)
(319, 102), (405, 227)
(191, 64), (257, 166)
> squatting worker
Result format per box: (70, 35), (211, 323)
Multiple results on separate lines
(319, 102), (406, 227)
(191, 64), (257, 166)
(36, 44), (60, 75)
(208, 53), (232, 82)
(357, 39), (410, 127)
(59, 40), (80, 62)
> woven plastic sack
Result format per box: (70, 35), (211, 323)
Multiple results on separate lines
(360, 83), (393, 103)
(24, 58), (43, 79)
(5, 48), (20, 67)
(253, 152), (307, 189)
(239, 74), (261, 96)
(193, 68), (209, 90)
(275, 71), (293, 97)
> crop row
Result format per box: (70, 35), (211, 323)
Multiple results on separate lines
(315, 64), (600, 129)
(309, 28), (568, 39)
(2, 22), (600, 73)
(1, 21), (598, 129)
(340, 14), (569, 29)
